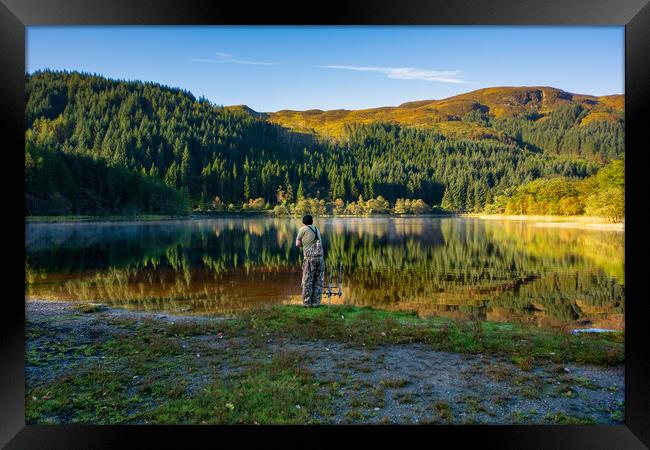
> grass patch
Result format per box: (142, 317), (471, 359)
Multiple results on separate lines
(609, 410), (623, 422)
(511, 355), (534, 371)
(488, 365), (515, 381)
(344, 410), (366, 422)
(520, 385), (543, 399)
(463, 397), (486, 414)
(394, 392), (414, 404)
(544, 412), (597, 425)
(74, 303), (106, 314)
(380, 378), (410, 388)
(144, 351), (325, 424)
(27, 348), (331, 425)
(573, 376), (599, 390)
(349, 385), (386, 410)
(434, 401), (453, 423)
(510, 410), (529, 423)
(27, 366), (140, 424)
(555, 384), (575, 398)
(234, 305), (624, 366)
(26, 340), (98, 367)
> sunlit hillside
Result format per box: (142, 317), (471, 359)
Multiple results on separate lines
(249, 86), (624, 140)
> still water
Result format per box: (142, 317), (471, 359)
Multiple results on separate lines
(25, 217), (624, 329)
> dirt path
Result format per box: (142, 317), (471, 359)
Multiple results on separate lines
(25, 300), (624, 424)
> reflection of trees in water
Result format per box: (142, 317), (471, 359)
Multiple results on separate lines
(28, 265), (302, 315)
(489, 271), (624, 325)
(26, 222), (189, 271)
(26, 219), (303, 274)
(335, 220), (624, 326)
(475, 221), (625, 284)
(25, 219), (624, 325)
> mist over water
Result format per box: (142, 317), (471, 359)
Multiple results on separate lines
(25, 217), (624, 330)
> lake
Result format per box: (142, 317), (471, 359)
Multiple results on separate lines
(25, 217), (624, 330)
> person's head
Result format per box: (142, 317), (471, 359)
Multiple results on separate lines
(302, 215), (313, 225)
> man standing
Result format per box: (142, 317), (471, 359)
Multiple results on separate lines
(295, 215), (325, 307)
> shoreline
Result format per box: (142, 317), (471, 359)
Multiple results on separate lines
(467, 214), (624, 231)
(25, 214), (190, 223)
(25, 300), (624, 425)
(27, 213), (623, 229)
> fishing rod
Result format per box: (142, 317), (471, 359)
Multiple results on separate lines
(323, 261), (343, 305)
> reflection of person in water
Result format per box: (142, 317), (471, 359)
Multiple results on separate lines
(295, 215), (325, 307)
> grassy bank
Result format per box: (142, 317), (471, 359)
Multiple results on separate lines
(230, 306), (624, 366)
(26, 302), (624, 425)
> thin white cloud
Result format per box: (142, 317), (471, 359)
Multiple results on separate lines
(190, 52), (278, 66)
(228, 59), (278, 66)
(319, 65), (465, 84)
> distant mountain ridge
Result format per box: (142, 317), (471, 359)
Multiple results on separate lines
(224, 86), (624, 141)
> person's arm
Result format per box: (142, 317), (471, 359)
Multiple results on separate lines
(295, 228), (304, 247)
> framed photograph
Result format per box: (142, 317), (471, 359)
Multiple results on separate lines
(3, 0), (649, 447)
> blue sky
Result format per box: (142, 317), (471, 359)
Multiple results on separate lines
(27, 26), (624, 112)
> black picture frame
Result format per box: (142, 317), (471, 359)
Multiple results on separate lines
(3, 0), (649, 447)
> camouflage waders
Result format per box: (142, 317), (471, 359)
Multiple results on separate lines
(301, 254), (325, 306)
(301, 227), (324, 306)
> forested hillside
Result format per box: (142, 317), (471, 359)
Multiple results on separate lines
(485, 159), (624, 221)
(267, 86), (624, 161)
(25, 71), (624, 217)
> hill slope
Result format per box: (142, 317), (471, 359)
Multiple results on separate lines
(263, 87), (624, 150)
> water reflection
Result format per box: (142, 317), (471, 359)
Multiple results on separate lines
(25, 218), (624, 329)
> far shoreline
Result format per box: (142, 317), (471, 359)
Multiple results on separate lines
(26, 213), (624, 231)
(465, 214), (624, 231)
